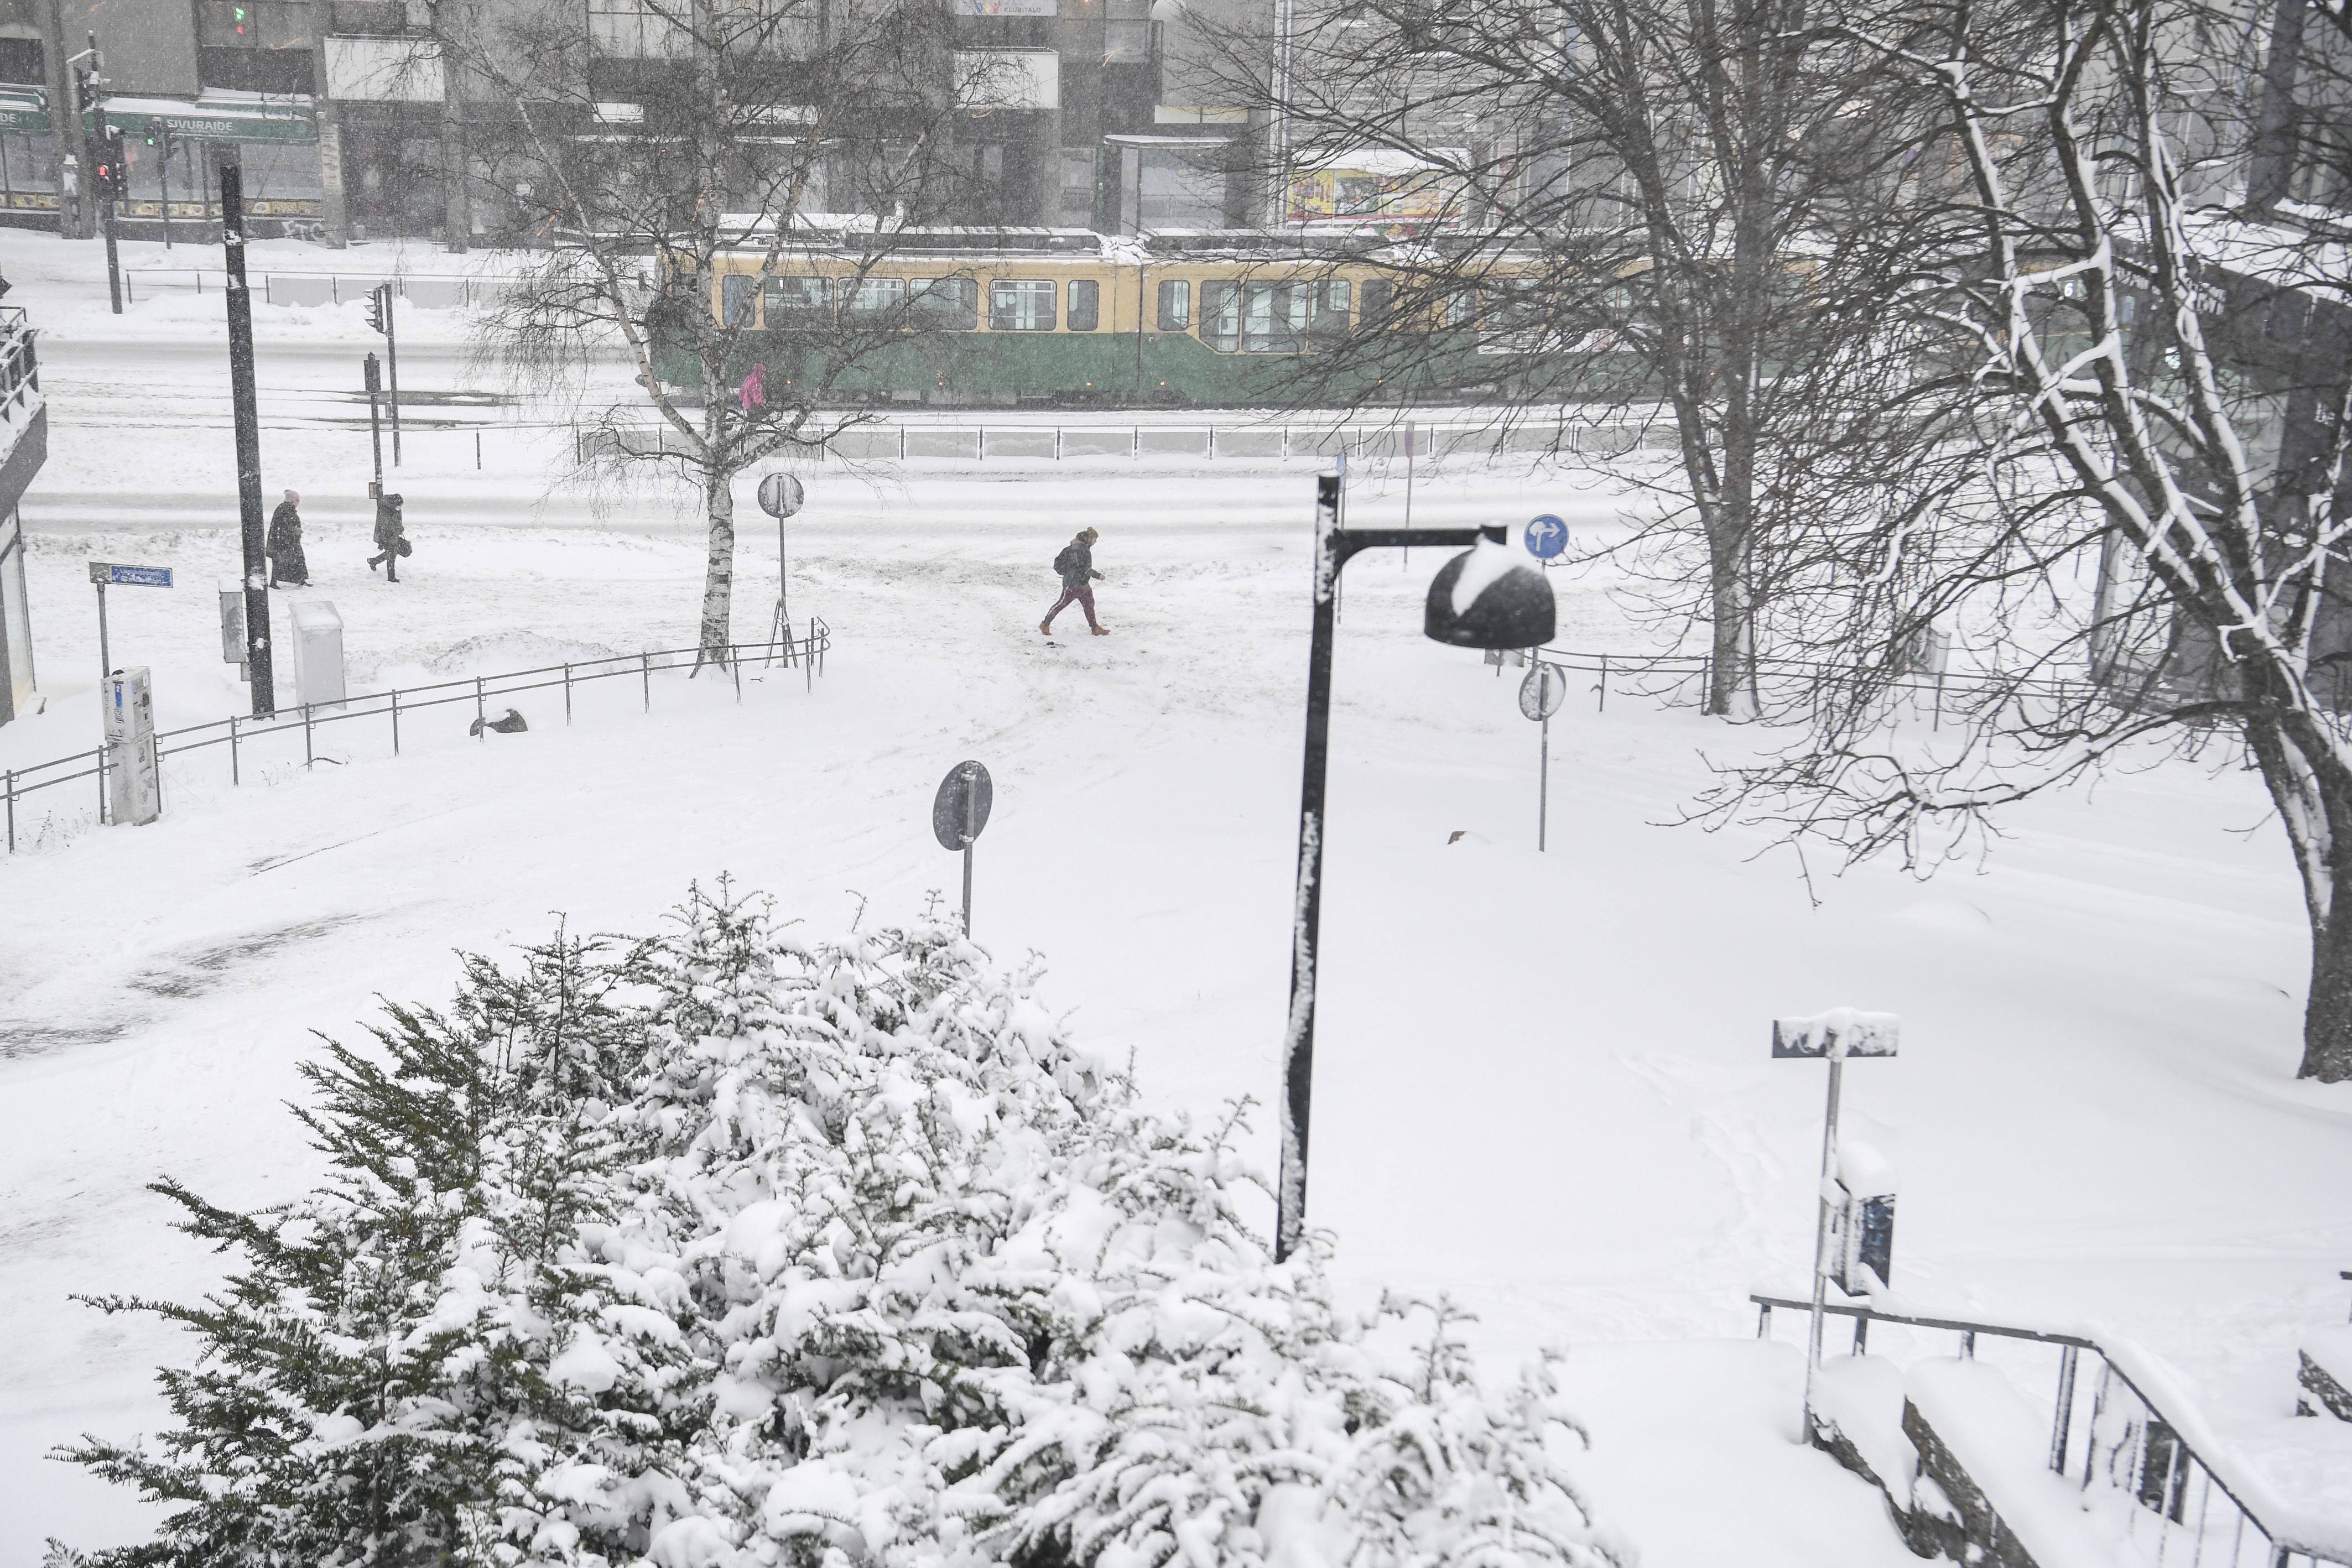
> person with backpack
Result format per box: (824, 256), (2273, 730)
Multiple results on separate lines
(1040, 527), (1108, 637)
(368, 492), (409, 582)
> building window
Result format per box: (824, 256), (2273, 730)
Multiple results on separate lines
(0, 39), (43, 86)
(589, 0), (691, 59)
(910, 277), (978, 329)
(1067, 278), (1099, 331)
(199, 0), (311, 49)
(990, 278), (1055, 331)
(1156, 278), (1189, 330)
(199, 0), (318, 95)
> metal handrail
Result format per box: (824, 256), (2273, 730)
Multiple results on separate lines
(2, 622), (831, 853)
(1750, 1291), (2351, 1566)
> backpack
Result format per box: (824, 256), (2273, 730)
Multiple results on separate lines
(1053, 544), (1083, 579)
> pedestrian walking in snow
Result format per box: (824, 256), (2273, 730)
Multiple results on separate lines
(266, 489), (309, 587)
(1040, 527), (1108, 637)
(368, 492), (410, 582)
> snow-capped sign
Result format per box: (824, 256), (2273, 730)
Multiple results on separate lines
(1771, 1009), (1899, 1058)
(1518, 661), (1565, 721)
(1524, 513), (1570, 559)
(756, 473), (805, 519)
(932, 759), (993, 850)
(87, 561), (173, 588)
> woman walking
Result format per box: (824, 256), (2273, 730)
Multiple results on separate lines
(266, 489), (309, 587)
(368, 492), (409, 582)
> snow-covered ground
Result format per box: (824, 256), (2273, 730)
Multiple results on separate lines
(2, 227), (2349, 1565)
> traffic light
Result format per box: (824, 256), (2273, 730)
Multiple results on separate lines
(365, 284), (389, 334)
(93, 132), (127, 200)
(232, 4), (247, 34)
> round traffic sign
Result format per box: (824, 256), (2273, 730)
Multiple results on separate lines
(1518, 663), (1565, 721)
(932, 760), (994, 850)
(757, 472), (805, 518)
(1524, 513), (1570, 560)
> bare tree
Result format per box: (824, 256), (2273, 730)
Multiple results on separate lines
(435, 0), (1002, 661)
(1698, 0), (2352, 1080)
(1216, 0), (1940, 715)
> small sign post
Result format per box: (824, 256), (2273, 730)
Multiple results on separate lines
(88, 560), (173, 687)
(757, 472), (805, 662)
(932, 759), (994, 936)
(1772, 1009), (1899, 1442)
(1518, 661), (1565, 850)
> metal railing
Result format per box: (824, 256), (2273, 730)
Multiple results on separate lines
(2, 623), (829, 854)
(0, 304), (39, 424)
(577, 417), (1679, 466)
(119, 270), (495, 310)
(1751, 1291), (2352, 1568)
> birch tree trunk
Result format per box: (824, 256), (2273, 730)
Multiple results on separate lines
(699, 462), (737, 662)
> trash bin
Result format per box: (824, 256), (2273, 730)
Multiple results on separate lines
(288, 600), (346, 708)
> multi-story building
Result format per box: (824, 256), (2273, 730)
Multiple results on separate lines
(0, 0), (1285, 244)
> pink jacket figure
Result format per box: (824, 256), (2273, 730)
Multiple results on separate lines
(738, 362), (767, 411)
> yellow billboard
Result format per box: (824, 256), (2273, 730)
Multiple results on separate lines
(1284, 149), (1470, 235)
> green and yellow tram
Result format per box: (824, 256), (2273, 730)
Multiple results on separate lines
(664, 232), (1545, 408)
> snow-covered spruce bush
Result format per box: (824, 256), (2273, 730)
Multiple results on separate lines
(56, 885), (1628, 1568)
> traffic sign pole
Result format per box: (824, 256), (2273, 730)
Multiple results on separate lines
(962, 764), (979, 936)
(1519, 660), (1565, 851)
(95, 580), (108, 686)
(1539, 708), (1550, 852)
(756, 472), (805, 664)
(932, 759), (995, 939)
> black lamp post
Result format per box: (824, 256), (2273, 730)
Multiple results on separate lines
(1276, 473), (1557, 1262)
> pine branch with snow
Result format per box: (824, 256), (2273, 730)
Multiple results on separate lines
(54, 885), (1628, 1568)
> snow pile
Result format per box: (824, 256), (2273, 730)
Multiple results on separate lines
(51, 884), (1627, 1568)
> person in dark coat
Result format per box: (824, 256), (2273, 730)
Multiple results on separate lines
(368, 492), (408, 582)
(266, 489), (309, 587)
(1040, 527), (1107, 636)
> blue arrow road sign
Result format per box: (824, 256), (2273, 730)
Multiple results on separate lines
(88, 562), (174, 587)
(1524, 514), (1570, 560)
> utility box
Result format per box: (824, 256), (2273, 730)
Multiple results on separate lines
(218, 579), (247, 678)
(1828, 1139), (1898, 1296)
(104, 666), (160, 826)
(288, 600), (346, 708)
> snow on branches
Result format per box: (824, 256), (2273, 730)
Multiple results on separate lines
(53, 884), (1627, 1568)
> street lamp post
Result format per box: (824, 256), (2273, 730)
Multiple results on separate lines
(1275, 472), (1557, 1262)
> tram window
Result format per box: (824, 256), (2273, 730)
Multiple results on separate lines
(1445, 290), (1477, 329)
(722, 274), (758, 327)
(1068, 279), (1101, 332)
(764, 275), (830, 326)
(909, 277), (979, 330)
(1360, 277), (1393, 328)
(1200, 280), (1241, 352)
(1310, 279), (1350, 350)
(990, 279), (1057, 331)
(1156, 278), (1191, 330)
(841, 277), (906, 321)
(1242, 282), (1310, 353)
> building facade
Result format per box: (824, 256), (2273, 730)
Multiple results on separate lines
(0, 0), (1285, 244)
